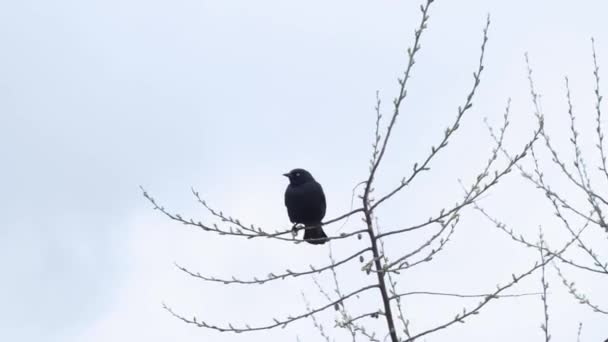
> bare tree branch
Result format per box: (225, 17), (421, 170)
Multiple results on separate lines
(525, 55), (608, 232)
(473, 201), (604, 275)
(302, 293), (333, 342)
(403, 229), (581, 342)
(162, 285), (378, 333)
(554, 263), (608, 315)
(141, 186), (367, 243)
(591, 38), (608, 183)
(361, 2), (436, 341)
(175, 247), (372, 285)
(371, 15), (491, 211)
(378, 98), (541, 244)
(538, 228), (551, 342)
(389, 291), (540, 300)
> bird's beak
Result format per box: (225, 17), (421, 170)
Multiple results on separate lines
(282, 173), (290, 178)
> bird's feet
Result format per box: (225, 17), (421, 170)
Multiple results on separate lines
(291, 224), (301, 237)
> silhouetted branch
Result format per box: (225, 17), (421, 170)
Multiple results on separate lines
(538, 228), (551, 342)
(403, 229), (581, 342)
(480, 55), (608, 277)
(162, 285), (378, 333)
(302, 293), (333, 342)
(591, 38), (608, 183)
(194, 187), (365, 236)
(473, 202), (602, 274)
(403, 261), (547, 341)
(389, 291), (540, 300)
(175, 247), (372, 285)
(372, 14), (490, 211)
(378, 99), (540, 244)
(378, 223), (413, 339)
(142, 186), (366, 243)
(480, 47), (608, 331)
(369, 90), (383, 171)
(325, 247), (379, 341)
(336, 311), (382, 342)
(378, 101), (516, 272)
(383, 213), (459, 272)
(526, 55), (608, 231)
(366, 1), (435, 186)
(361, 2), (436, 341)
(554, 263), (608, 315)
(387, 272), (412, 339)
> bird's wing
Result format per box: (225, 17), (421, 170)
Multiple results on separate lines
(284, 186), (297, 223)
(315, 181), (327, 219)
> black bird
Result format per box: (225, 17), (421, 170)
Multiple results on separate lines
(283, 168), (328, 245)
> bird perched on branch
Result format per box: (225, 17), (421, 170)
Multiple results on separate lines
(283, 168), (328, 245)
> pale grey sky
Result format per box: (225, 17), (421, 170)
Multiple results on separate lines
(1, 1), (607, 341)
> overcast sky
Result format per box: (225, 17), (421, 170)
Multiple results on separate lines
(1, 1), (607, 341)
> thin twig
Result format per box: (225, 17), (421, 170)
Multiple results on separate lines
(538, 227), (551, 342)
(554, 263), (608, 315)
(371, 14), (491, 211)
(163, 285), (378, 333)
(362, 2), (436, 341)
(175, 248), (371, 285)
(403, 227), (583, 342)
(142, 186), (366, 243)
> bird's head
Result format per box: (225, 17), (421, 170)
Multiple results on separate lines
(283, 168), (314, 186)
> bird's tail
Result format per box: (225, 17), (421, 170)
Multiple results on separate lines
(303, 223), (328, 245)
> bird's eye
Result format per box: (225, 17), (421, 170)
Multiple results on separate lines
(295, 172), (301, 177)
